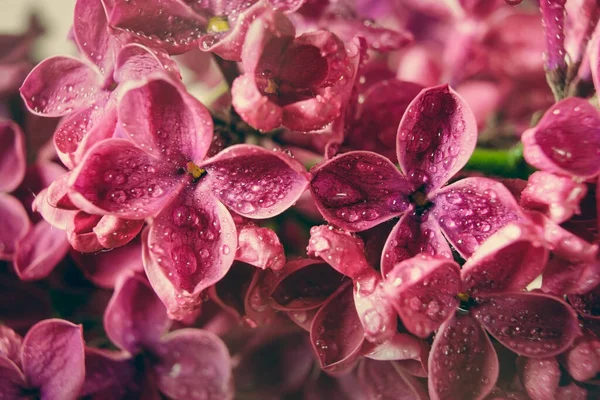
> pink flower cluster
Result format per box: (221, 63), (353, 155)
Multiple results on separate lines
(0, 0), (599, 398)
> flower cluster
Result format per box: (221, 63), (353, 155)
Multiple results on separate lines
(0, 0), (599, 398)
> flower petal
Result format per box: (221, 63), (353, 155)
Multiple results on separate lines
(153, 329), (233, 400)
(235, 225), (285, 270)
(21, 319), (85, 400)
(522, 98), (600, 178)
(211, 261), (256, 318)
(433, 177), (524, 258)
(568, 285), (600, 321)
(0, 326), (22, 366)
(231, 74), (284, 132)
(397, 84), (477, 192)
(310, 151), (411, 231)
(20, 56), (101, 117)
(80, 348), (137, 399)
(358, 359), (428, 400)
(73, 0), (119, 71)
(202, 144), (309, 219)
(542, 257), (600, 296)
(428, 314), (499, 400)
(0, 356), (26, 398)
(144, 187), (237, 320)
(473, 292), (580, 357)
(0, 194), (30, 261)
(93, 215), (144, 249)
(564, 333), (600, 382)
(114, 43), (179, 83)
(517, 357), (560, 400)
(354, 270), (396, 342)
(69, 138), (183, 219)
(0, 120), (26, 193)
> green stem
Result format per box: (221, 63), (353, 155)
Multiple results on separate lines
(464, 143), (535, 179)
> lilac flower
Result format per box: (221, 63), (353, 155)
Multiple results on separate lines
(0, 320), (85, 400)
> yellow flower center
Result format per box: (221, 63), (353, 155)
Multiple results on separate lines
(457, 292), (470, 302)
(263, 79), (279, 95)
(186, 161), (206, 179)
(207, 16), (230, 33)
(412, 191), (428, 207)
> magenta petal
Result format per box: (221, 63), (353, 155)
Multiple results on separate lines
(568, 285), (600, 320)
(0, 356), (26, 398)
(114, 44), (179, 83)
(144, 187), (237, 320)
(20, 56), (101, 117)
(0, 326), (22, 366)
(153, 329), (233, 400)
(429, 314), (499, 400)
(310, 151), (411, 231)
(69, 138), (183, 219)
(93, 216), (144, 249)
(73, 0), (118, 71)
(310, 283), (365, 372)
(542, 257), (600, 295)
(235, 225), (285, 270)
(434, 177), (524, 258)
(0, 120), (26, 192)
(0, 194), (30, 260)
(80, 348), (136, 399)
(66, 211), (104, 253)
(397, 84), (477, 192)
(564, 334), (600, 382)
(522, 97), (600, 178)
(473, 292), (580, 357)
(282, 92), (343, 132)
(202, 144), (309, 219)
(383, 255), (461, 338)
(231, 74), (283, 132)
(354, 270), (396, 342)
(211, 261), (255, 318)
(517, 357), (560, 400)
(21, 319), (85, 400)
(358, 359), (428, 400)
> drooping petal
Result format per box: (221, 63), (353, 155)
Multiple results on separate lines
(0, 356), (27, 398)
(153, 329), (233, 400)
(104, 273), (170, 353)
(383, 254), (461, 338)
(21, 319), (85, 400)
(473, 292), (580, 357)
(396, 84), (477, 192)
(73, 0), (119, 71)
(80, 348), (137, 399)
(517, 357), (560, 400)
(433, 177), (524, 258)
(358, 359), (428, 400)
(310, 151), (412, 231)
(202, 145), (309, 219)
(20, 56), (101, 117)
(310, 283), (365, 372)
(428, 314), (499, 400)
(353, 270), (396, 342)
(144, 187), (237, 320)
(0, 194), (30, 260)
(69, 138), (184, 219)
(522, 98), (600, 178)
(0, 120), (26, 193)
(235, 225), (285, 270)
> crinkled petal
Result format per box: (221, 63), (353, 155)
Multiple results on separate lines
(114, 44), (179, 83)
(473, 292), (580, 357)
(153, 329), (233, 400)
(0, 356), (26, 398)
(428, 314), (499, 400)
(517, 357), (560, 400)
(433, 177), (524, 258)
(522, 98), (600, 178)
(235, 225), (285, 270)
(202, 144), (309, 219)
(0, 120), (26, 193)
(0, 194), (30, 260)
(542, 257), (600, 295)
(144, 186), (237, 320)
(73, 0), (119, 71)
(80, 348), (137, 399)
(104, 273), (170, 353)
(397, 84), (477, 192)
(69, 138), (183, 219)
(383, 254), (461, 338)
(310, 283), (364, 372)
(310, 151), (412, 231)
(21, 319), (85, 400)
(20, 56), (101, 117)
(353, 270), (396, 342)
(358, 359), (428, 400)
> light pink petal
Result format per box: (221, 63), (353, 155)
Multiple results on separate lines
(542, 257), (600, 295)
(397, 84), (477, 192)
(282, 91), (343, 132)
(20, 56), (101, 117)
(104, 273), (170, 353)
(114, 43), (179, 83)
(353, 270), (396, 342)
(73, 0), (119, 71)
(202, 144), (309, 219)
(80, 348), (137, 399)
(473, 292), (580, 357)
(0, 356), (26, 398)
(0, 120), (26, 192)
(310, 151), (412, 231)
(44, 174), (76, 210)
(310, 283), (365, 372)
(383, 254), (461, 338)
(522, 97), (600, 178)
(69, 138), (183, 219)
(153, 329), (233, 400)
(433, 177), (524, 258)
(93, 215), (144, 249)
(362, 332), (426, 362)
(358, 359), (428, 400)
(144, 187), (237, 320)
(381, 211), (452, 277)
(429, 314), (499, 400)
(21, 319), (85, 400)
(565, 0), (599, 66)
(517, 357), (560, 400)
(0, 194), (30, 260)
(0, 326), (22, 366)
(231, 74), (283, 132)
(565, 333), (600, 382)
(66, 211), (104, 253)
(235, 225), (285, 270)
(307, 225), (371, 279)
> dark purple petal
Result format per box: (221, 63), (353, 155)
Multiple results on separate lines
(310, 151), (411, 231)
(104, 273), (170, 353)
(0, 120), (26, 193)
(21, 319), (85, 400)
(20, 56), (101, 117)
(144, 187), (237, 320)
(80, 348), (137, 399)
(235, 225), (285, 270)
(353, 270), (396, 342)
(153, 329), (233, 400)
(73, 0), (119, 71)
(0, 194), (31, 261)
(310, 283), (364, 372)
(433, 177), (524, 258)
(358, 359), (428, 400)
(522, 98), (600, 178)
(211, 261), (255, 318)
(473, 292), (580, 357)
(517, 357), (560, 400)
(69, 138), (184, 219)
(114, 44), (179, 83)
(202, 144), (309, 218)
(0, 356), (26, 398)
(383, 254), (461, 338)
(397, 84), (477, 192)
(568, 285), (600, 320)
(429, 314), (499, 400)
(244, 269), (278, 326)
